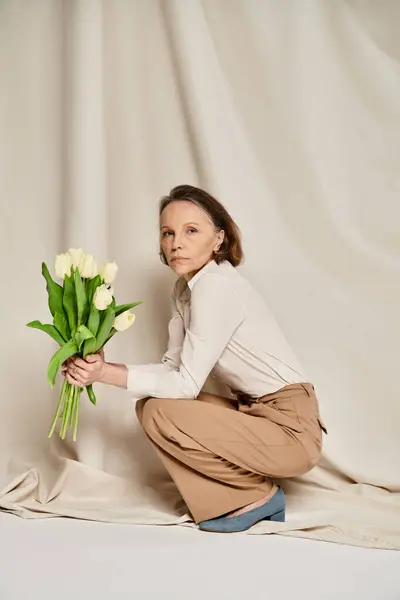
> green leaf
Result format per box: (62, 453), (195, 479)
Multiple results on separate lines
(87, 307), (100, 337)
(82, 298), (90, 326)
(83, 306), (115, 357)
(54, 311), (70, 341)
(47, 340), (78, 388)
(82, 337), (97, 358)
(95, 306), (115, 351)
(74, 324), (94, 351)
(105, 327), (117, 344)
(114, 301), (143, 317)
(41, 262), (64, 317)
(63, 274), (77, 337)
(74, 268), (87, 327)
(86, 384), (97, 405)
(26, 320), (65, 346)
(86, 275), (101, 308)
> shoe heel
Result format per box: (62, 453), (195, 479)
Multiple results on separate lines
(269, 509), (285, 522)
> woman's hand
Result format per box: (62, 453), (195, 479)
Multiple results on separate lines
(62, 351), (107, 387)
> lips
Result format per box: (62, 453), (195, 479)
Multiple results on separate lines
(171, 257), (187, 262)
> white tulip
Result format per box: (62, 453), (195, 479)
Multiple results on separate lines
(113, 311), (136, 332)
(54, 253), (72, 279)
(93, 284), (114, 310)
(100, 261), (118, 284)
(68, 248), (85, 269)
(80, 253), (98, 279)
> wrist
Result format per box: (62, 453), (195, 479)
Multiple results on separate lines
(99, 361), (110, 385)
(100, 361), (128, 389)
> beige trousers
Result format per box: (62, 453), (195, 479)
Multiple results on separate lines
(136, 382), (326, 523)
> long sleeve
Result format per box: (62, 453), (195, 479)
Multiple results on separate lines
(160, 295), (185, 370)
(125, 280), (185, 397)
(126, 273), (246, 399)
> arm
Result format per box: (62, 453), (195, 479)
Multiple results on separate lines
(160, 289), (185, 370)
(126, 273), (246, 398)
(99, 282), (185, 389)
(66, 275), (245, 395)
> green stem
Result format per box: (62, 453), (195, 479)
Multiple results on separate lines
(49, 379), (83, 441)
(70, 385), (75, 428)
(59, 385), (68, 439)
(60, 383), (73, 439)
(71, 385), (77, 438)
(68, 386), (75, 435)
(48, 378), (68, 438)
(72, 387), (81, 442)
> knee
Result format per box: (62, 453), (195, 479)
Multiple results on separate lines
(136, 397), (166, 434)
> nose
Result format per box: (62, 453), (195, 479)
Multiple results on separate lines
(172, 234), (183, 251)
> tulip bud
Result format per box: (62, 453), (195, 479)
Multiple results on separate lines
(113, 311), (136, 332)
(80, 253), (98, 279)
(100, 261), (118, 284)
(93, 284), (114, 310)
(54, 253), (72, 280)
(68, 248), (85, 270)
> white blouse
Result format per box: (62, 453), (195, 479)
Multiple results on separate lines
(127, 260), (308, 400)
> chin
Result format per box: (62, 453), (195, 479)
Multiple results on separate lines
(169, 261), (192, 276)
(172, 265), (191, 276)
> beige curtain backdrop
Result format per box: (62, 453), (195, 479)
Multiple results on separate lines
(1, 0), (399, 549)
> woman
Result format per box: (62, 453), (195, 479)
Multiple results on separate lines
(63, 184), (327, 533)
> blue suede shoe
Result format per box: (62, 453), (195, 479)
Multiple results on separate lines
(198, 487), (285, 533)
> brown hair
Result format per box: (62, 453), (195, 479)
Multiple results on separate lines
(158, 184), (244, 267)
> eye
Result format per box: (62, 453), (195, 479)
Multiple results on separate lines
(161, 231), (173, 237)
(187, 228), (197, 234)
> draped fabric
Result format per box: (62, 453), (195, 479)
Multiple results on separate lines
(1, 0), (399, 549)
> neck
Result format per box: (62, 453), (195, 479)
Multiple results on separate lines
(184, 258), (214, 281)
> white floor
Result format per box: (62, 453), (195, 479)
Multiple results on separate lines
(1, 511), (399, 600)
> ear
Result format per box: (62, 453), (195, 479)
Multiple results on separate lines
(215, 230), (225, 251)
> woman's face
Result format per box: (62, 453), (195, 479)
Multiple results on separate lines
(160, 200), (224, 279)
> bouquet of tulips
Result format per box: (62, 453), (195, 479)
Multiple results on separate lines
(27, 248), (142, 441)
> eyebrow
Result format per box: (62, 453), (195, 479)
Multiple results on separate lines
(160, 222), (200, 230)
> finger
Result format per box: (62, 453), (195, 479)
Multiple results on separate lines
(66, 372), (82, 386)
(85, 354), (101, 363)
(69, 367), (88, 385)
(63, 353), (77, 365)
(71, 357), (89, 369)
(68, 365), (87, 380)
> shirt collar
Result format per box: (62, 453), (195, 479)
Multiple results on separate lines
(187, 259), (220, 291)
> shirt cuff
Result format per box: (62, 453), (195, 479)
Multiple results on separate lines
(126, 365), (158, 398)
